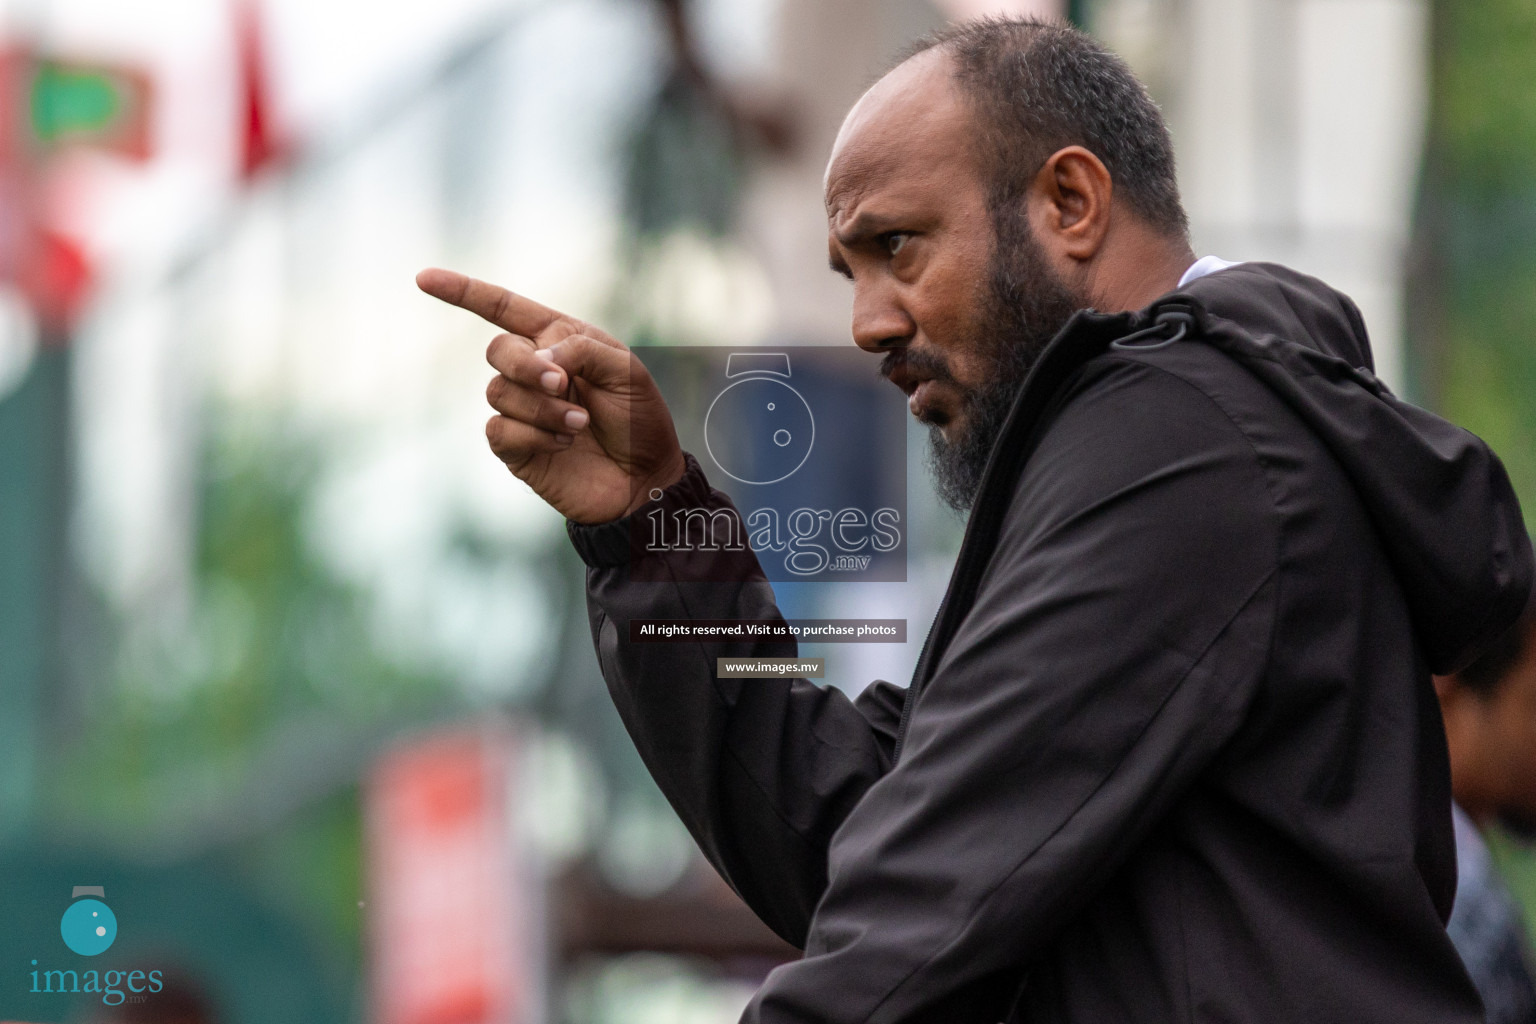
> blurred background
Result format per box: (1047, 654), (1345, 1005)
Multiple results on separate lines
(0, 0), (1532, 1021)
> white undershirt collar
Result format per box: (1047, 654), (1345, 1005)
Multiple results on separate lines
(1178, 255), (1242, 289)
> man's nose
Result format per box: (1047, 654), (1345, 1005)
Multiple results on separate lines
(850, 281), (914, 353)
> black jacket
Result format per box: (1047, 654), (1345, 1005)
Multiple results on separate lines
(566, 263), (1534, 1023)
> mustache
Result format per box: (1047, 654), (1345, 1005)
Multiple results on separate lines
(878, 347), (960, 387)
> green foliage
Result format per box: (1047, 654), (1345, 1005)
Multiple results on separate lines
(1436, 251), (1536, 527)
(189, 429), (447, 724)
(1433, 1), (1536, 198)
(1421, 0), (1536, 924)
(42, 422), (455, 985)
(48, 426), (451, 832)
(1489, 826), (1536, 939)
(1423, 0), (1536, 526)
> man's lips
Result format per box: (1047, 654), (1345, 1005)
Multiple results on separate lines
(880, 350), (956, 424)
(883, 361), (924, 397)
(911, 379), (960, 426)
(910, 379), (938, 420)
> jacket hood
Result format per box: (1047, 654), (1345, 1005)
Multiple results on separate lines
(1170, 262), (1533, 674)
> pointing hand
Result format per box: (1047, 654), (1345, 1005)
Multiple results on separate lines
(417, 268), (686, 524)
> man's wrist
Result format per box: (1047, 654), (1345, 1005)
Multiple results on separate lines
(566, 451), (711, 568)
(622, 449), (688, 518)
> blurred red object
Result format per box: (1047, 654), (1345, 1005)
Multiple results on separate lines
(234, 0), (285, 179)
(367, 722), (536, 1024)
(22, 228), (90, 341)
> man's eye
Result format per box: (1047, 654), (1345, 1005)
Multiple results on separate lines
(883, 233), (911, 256)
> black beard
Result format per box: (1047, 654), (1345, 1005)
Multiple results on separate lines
(927, 214), (1086, 512)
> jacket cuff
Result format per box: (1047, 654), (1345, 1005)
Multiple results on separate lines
(565, 451), (714, 568)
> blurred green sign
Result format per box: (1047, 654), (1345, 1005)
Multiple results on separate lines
(28, 59), (151, 159)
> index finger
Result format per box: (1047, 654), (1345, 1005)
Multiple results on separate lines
(416, 268), (564, 338)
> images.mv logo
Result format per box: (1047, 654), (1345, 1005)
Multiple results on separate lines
(60, 886), (116, 956)
(26, 886), (165, 1007)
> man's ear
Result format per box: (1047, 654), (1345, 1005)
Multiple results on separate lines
(1028, 145), (1114, 263)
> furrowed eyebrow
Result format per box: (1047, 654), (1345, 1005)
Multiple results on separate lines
(833, 212), (900, 248)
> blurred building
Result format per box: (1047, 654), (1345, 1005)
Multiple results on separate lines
(1092, 0), (1427, 393)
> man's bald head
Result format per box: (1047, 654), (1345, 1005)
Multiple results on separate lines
(826, 45), (969, 200)
(835, 18), (1187, 240)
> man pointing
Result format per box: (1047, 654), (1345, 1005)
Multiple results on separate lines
(420, 18), (1533, 1024)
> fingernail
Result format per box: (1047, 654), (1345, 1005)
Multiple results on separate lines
(555, 433), (575, 446)
(540, 370), (562, 392)
(534, 348), (553, 361)
(564, 409), (589, 430)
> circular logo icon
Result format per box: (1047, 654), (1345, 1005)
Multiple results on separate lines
(61, 898), (117, 956)
(704, 377), (815, 485)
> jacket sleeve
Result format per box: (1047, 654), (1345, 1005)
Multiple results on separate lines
(743, 359), (1281, 1023)
(569, 452), (903, 948)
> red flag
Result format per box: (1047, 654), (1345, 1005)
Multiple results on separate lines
(23, 228), (91, 339)
(234, 0), (284, 179)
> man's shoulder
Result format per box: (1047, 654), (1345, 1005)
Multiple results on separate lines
(1037, 339), (1285, 483)
(1048, 268), (1363, 491)
(1003, 312), (1345, 550)
(1005, 351), (1282, 546)
(1182, 260), (1379, 372)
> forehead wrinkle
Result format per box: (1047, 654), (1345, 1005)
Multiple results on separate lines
(824, 57), (978, 222)
(826, 132), (979, 241)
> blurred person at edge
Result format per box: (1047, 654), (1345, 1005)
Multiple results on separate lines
(79, 972), (220, 1024)
(1437, 574), (1536, 1024)
(420, 18), (1533, 1024)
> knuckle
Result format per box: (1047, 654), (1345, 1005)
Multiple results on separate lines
(486, 374), (508, 406)
(491, 289), (512, 327)
(487, 415), (517, 453)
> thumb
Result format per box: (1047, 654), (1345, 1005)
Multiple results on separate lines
(539, 334), (634, 391)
